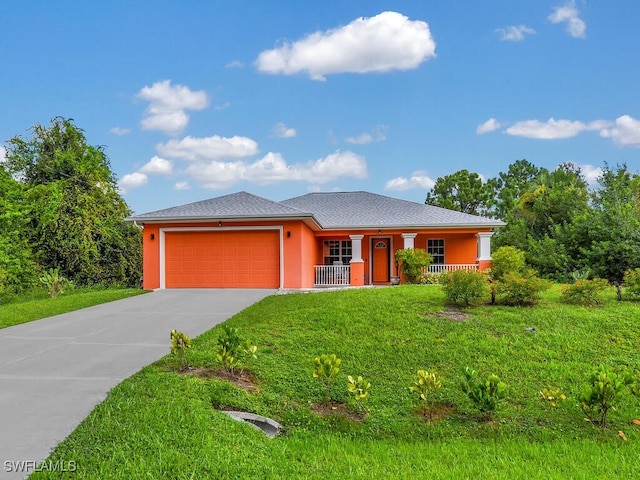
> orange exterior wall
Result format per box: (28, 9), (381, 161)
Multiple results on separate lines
(142, 224), (161, 290)
(141, 222), (493, 290)
(142, 219), (319, 290)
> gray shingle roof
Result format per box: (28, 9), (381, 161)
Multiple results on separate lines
(128, 191), (310, 221)
(280, 191), (505, 229)
(129, 190), (505, 229)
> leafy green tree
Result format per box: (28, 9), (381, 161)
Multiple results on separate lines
(0, 168), (39, 296)
(3, 117), (141, 286)
(425, 169), (494, 216)
(489, 159), (542, 220)
(495, 163), (589, 280)
(573, 164), (640, 300)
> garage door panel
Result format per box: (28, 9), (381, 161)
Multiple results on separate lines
(165, 230), (280, 288)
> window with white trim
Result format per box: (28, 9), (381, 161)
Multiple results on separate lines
(323, 240), (352, 265)
(427, 239), (445, 264)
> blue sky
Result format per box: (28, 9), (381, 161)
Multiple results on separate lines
(1, 0), (639, 214)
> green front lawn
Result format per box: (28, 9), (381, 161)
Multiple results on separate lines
(31, 286), (640, 479)
(0, 288), (147, 329)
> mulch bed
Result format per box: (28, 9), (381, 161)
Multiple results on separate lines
(432, 310), (472, 322)
(310, 401), (365, 422)
(178, 366), (260, 392)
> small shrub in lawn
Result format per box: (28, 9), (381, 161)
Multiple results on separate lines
(170, 329), (192, 370)
(539, 387), (567, 408)
(410, 369), (442, 418)
(560, 278), (610, 306)
(579, 365), (631, 427)
(440, 269), (488, 308)
(395, 248), (432, 284)
(39, 267), (71, 298)
(215, 325), (257, 375)
(623, 268), (640, 299)
(460, 367), (506, 419)
(313, 354), (342, 402)
(497, 271), (549, 306)
(347, 375), (371, 412)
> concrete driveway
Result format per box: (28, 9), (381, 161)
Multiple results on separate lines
(0, 289), (274, 479)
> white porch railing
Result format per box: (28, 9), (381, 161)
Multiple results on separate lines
(426, 264), (479, 274)
(314, 265), (351, 286)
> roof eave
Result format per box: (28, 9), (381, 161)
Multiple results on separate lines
(126, 213), (319, 226)
(319, 222), (506, 230)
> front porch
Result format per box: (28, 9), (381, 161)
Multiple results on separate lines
(312, 231), (495, 287)
(314, 263), (480, 287)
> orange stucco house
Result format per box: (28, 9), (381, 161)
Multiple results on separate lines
(128, 191), (505, 290)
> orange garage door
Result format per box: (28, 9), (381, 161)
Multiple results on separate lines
(165, 230), (280, 288)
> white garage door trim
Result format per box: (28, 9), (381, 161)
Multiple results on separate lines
(159, 226), (284, 289)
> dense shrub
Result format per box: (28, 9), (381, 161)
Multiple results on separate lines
(560, 278), (610, 306)
(420, 273), (441, 285)
(497, 272), (549, 306)
(579, 365), (631, 427)
(395, 248), (432, 284)
(460, 367), (506, 419)
(623, 268), (640, 299)
(440, 269), (489, 307)
(490, 246), (526, 281)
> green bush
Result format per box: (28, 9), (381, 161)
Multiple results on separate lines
(560, 278), (610, 306)
(440, 269), (489, 307)
(490, 246), (526, 281)
(579, 365), (631, 427)
(170, 329), (192, 370)
(420, 273), (441, 285)
(623, 268), (640, 299)
(460, 367), (506, 418)
(313, 354), (342, 401)
(215, 325), (257, 375)
(347, 375), (371, 412)
(410, 370), (442, 418)
(39, 267), (71, 298)
(395, 248), (432, 284)
(497, 272), (549, 306)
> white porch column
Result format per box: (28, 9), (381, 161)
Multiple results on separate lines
(476, 232), (494, 261)
(349, 235), (364, 262)
(401, 233), (417, 249)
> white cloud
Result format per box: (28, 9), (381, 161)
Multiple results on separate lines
(505, 118), (606, 139)
(549, 1), (586, 38)
(476, 118), (503, 134)
(214, 102), (231, 111)
(157, 135), (259, 161)
(110, 126), (131, 136)
(345, 126), (387, 144)
(185, 150), (367, 189)
(495, 25), (536, 41)
(139, 156), (173, 175)
(0, 145), (6, 163)
(306, 151), (367, 181)
(174, 181), (191, 190)
(385, 171), (435, 191)
(273, 122), (297, 138)
(118, 172), (148, 193)
(576, 163), (602, 186)
(600, 115), (640, 148)
(225, 60), (244, 68)
(136, 80), (209, 135)
(255, 11), (436, 81)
